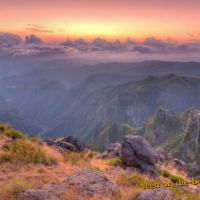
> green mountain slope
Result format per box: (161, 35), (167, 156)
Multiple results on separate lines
(48, 74), (200, 139)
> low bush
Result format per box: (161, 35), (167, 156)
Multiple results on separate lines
(169, 174), (184, 184)
(0, 123), (7, 132)
(159, 169), (170, 178)
(107, 158), (121, 167)
(4, 130), (25, 139)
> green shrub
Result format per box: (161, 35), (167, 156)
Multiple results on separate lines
(160, 169), (184, 184)
(4, 130), (25, 139)
(160, 169), (170, 178)
(0, 124), (7, 132)
(108, 158), (121, 167)
(169, 174), (184, 183)
(0, 139), (56, 165)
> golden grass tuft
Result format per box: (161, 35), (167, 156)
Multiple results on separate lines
(170, 187), (200, 200)
(63, 151), (96, 167)
(0, 138), (57, 165)
(0, 178), (33, 200)
(116, 171), (157, 188)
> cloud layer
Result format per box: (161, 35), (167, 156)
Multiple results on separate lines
(1, 32), (200, 61)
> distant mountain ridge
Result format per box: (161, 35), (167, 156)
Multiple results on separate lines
(1, 61), (200, 140)
(48, 74), (200, 140)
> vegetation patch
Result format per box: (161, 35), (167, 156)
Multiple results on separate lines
(4, 130), (25, 139)
(160, 169), (184, 183)
(0, 139), (56, 165)
(169, 174), (184, 184)
(63, 151), (95, 167)
(116, 171), (157, 188)
(107, 158), (121, 167)
(0, 179), (33, 199)
(0, 123), (26, 139)
(170, 187), (200, 200)
(159, 169), (170, 178)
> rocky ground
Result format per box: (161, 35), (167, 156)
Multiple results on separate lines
(0, 124), (200, 200)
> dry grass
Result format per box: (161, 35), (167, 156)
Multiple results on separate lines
(61, 188), (116, 200)
(0, 126), (200, 200)
(116, 187), (143, 200)
(0, 139), (56, 165)
(63, 151), (96, 168)
(115, 170), (156, 188)
(0, 178), (33, 200)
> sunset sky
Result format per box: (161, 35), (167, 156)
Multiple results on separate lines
(1, 0), (200, 42)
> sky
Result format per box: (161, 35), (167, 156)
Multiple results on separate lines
(1, 0), (200, 42)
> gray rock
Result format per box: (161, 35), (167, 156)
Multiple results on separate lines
(107, 143), (121, 157)
(17, 184), (66, 200)
(173, 158), (186, 171)
(121, 135), (157, 176)
(56, 141), (76, 151)
(65, 169), (119, 197)
(155, 148), (174, 162)
(98, 143), (121, 159)
(18, 170), (119, 199)
(43, 139), (56, 146)
(136, 189), (173, 200)
(44, 136), (85, 153)
(62, 136), (85, 152)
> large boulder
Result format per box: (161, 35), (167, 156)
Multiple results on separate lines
(18, 170), (119, 200)
(135, 189), (173, 200)
(65, 170), (119, 197)
(121, 135), (157, 176)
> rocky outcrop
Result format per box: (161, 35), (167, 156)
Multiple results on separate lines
(18, 170), (119, 200)
(121, 135), (157, 176)
(44, 136), (85, 153)
(136, 189), (173, 200)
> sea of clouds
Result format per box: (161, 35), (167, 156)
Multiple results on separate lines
(1, 32), (200, 62)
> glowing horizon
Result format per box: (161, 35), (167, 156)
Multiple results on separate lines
(1, 0), (200, 42)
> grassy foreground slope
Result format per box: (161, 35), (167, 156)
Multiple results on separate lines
(0, 124), (200, 200)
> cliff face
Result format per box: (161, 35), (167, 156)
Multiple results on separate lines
(178, 109), (200, 174)
(138, 107), (183, 146)
(140, 107), (200, 175)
